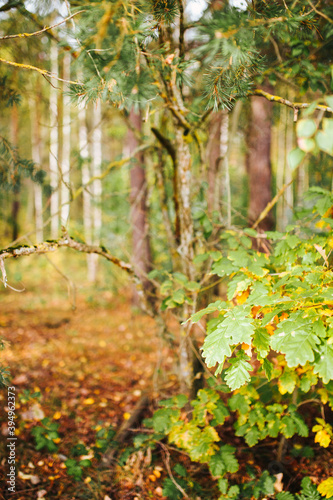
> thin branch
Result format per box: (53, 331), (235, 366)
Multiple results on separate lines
(0, 231), (134, 276)
(151, 127), (176, 162)
(0, 57), (81, 85)
(251, 88), (333, 113)
(0, 11), (84, 40)
(307, 0), (333, 23)
(159, 442), (190, 499)
(252, 160), (303, 229)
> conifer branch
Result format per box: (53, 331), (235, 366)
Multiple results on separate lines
(251, 89), (333, 113)
(0, 11), (84, 40)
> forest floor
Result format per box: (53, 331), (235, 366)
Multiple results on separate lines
(0, 256), (332, 500)
(0, 254), (179, 500)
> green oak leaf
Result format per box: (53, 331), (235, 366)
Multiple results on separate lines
(224, 353), (252, 390)
(313, 344), (333, 384)
(270, 313), (320, 366)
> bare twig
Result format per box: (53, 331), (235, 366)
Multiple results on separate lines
(0, 11), (84, 40)
(159, 441), (190, 499)
(0, 57), (81, 85)
(307, 0), (333, 23)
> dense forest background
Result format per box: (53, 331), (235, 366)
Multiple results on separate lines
(0, 0), (332, 499)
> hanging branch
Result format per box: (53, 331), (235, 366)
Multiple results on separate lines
(251, 89), (333, 113)
(0, 11), (84, 40)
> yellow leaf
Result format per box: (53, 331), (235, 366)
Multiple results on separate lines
(153, 469), (161, 478)
(318, 388), (329, 405)
(53, 437), (61, 444)
(83, 398), (95, 405)
(318, 478), (333, 499)
(314, 429), (331, 448)
(123, 412), (131, 420)
(84, 477), (92, 484)
(236, 289), (250, 305)
(53, 411), (61, 420)
(148, 474), (156, 482)
(99, 340), (106, 347)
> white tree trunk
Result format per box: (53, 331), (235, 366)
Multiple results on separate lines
(61, 51), (71, 226)
(29, 96), (43, 243)
(220, 110), (230, 227)
(78, 100), (95, 281)
(89, 100), (103, 281)
(49, 40), (59, 238)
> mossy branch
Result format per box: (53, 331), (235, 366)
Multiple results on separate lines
(0, 231), (134, 276)
(252, 89), (333, 113)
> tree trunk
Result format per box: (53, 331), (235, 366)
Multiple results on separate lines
(61, 51), (71, 226)
(30, 91), (43, 243)
(174, 125), (196, 393)
(207, 112), (222, 216)
(128, 108), (153, 304)
(49, 40), (59, 238)
(78, 100), (94, 280)
(89, 100), (103, 282)
(246, 86), (274, 232)
(10, 102), (19, 241)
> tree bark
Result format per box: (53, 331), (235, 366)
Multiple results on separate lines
(30, 89), (43, 243)
(128, 108), (153, 304)
(10, 101), (20, 241)
(246, 86), (274, 232)
(49, 39), (59, 238)
(89, 100), (103, 282)
(60, 51), (71, 226)
(78, 99), (94, 280)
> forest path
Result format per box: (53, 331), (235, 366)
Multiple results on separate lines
(0, 288), (174, 499)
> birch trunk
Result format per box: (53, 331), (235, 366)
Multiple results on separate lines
(78, 101), (94, 280)
(89, 100), (103, 281)
(175, 125), (196, 393)
(127, 108), (153, 303)
(220, 110), (231, 227)
(60, 51), (71, 226)
(10, 102), (20, 241)
(246, 86), (274, 231)
(49, 40), (59, 238)
(30, 93), (43, 243)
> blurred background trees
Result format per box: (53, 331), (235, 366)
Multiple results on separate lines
(0, 0), (332, 392)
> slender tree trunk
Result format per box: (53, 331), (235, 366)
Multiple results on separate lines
(61, 51), (71, 226)
(88, 100), (103, 281)
(128, 108), (153, 304)
(30, 91), (43, 243)
(246, 85), (274, 231)
(49, 40), (59, 238)
(207, 112), (222, 216)
(220, 110), (231, 227)
(174, 125), (196, 393)
(78, 100), (94, 280)
(10, 102), (19, 241)
(276, 100), (286, 231)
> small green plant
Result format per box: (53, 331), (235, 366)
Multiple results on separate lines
(31, 417), (60, 452)
(64, 457), (92, 481)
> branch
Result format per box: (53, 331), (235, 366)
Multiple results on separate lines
(151, 127), (176, 162)
(0, 11), (84, 40)
(251, 89), (333, 113)
(0, 231), (134, 276)
(252, 162), (303, 230)
(0, 57), (81, 85)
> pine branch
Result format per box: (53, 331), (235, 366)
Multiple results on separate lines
(0, 231), (134, 276)
(251, 89), (333, 113)
(0, 11), (84, 40)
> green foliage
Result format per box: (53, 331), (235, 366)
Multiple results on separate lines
(31, 417), (60, 452)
